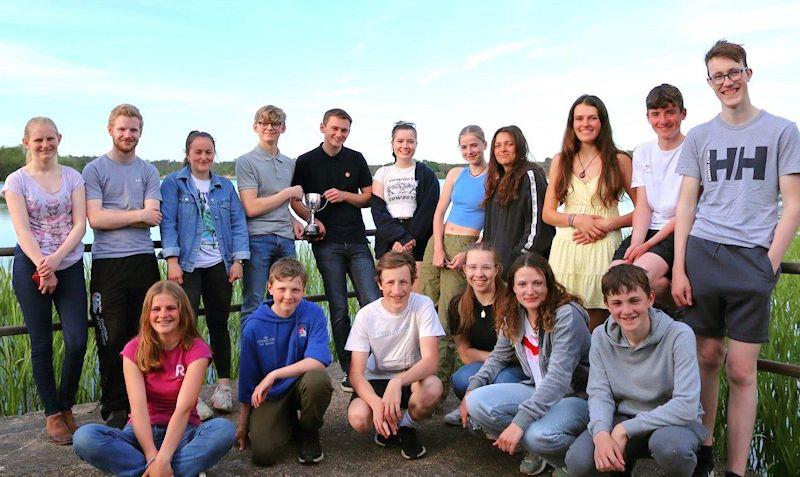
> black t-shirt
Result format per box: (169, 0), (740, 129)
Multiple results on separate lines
(292, 144), (373, 244)
(448, 294), (498, 352)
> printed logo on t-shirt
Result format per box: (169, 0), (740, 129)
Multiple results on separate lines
(257, 336), (276, 347)
(704, 146), (767, 182)
(298, 325), (307, 337)
(175, 364), (186, 377)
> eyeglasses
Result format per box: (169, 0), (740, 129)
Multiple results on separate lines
(708, 67), (748, 85)
(465, 264), (496, 273)
(257, 121), (284, 130)
(393, 120), (416, 128)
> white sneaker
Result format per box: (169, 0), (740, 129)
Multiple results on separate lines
(443, 408), (462, 426)
(196, 399), (214, 421)
(519, 451), (548, 475)
(210, 383), (233, 413)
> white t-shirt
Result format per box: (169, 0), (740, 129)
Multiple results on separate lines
(345, 293), (445, 380)
(191, 176), (223, 268)
(631, 140), (684, 230)
(373, 162), (417, 218)
(522, 319), (543, 386)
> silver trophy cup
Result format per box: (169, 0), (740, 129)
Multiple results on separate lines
(300, 193), (328, 239)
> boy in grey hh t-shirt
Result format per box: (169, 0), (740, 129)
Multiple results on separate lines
(671, 40), (800, 477)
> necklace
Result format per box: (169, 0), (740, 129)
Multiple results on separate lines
(577, 151), (600, 178)
(480, 305), (486, 319)
(470, 163), (488, 177)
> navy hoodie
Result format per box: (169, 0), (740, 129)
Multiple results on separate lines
(238, 299), (332, 402)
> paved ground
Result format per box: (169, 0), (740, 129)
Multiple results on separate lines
(1, 364), (734, 476)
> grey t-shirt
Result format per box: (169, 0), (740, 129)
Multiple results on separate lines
(676, 111), (800, 248)
(235, 145), (295, 239)
(83, 155), (161, 258)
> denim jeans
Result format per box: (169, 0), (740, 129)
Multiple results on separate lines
(312, 241), (380, 373)
(466, 383), (589, 467)
(242, 234), (296, 321)
(451, 362), (527, 400)
(182, 262), (233, 378)
(73, 418), (236, 477)
(12, 249), (87, 416)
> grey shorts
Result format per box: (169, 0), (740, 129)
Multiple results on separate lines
(682, 235), (779, 343)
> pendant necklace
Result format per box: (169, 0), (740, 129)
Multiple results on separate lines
(577, 151), (600, 178)
(480, 306), (486, 319)
(470, 163), (488, 177)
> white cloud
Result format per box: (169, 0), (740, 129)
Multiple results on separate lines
(464, 39), (537, 69)
(418, 68), (450, 85)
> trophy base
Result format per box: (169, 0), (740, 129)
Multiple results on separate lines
(303, 225), (321, 240)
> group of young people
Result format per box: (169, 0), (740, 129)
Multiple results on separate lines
(3, 39), (799, 477)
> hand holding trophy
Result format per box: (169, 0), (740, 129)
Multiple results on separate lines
(300, 193), (328, 240)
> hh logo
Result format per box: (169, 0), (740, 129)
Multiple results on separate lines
(298, 325), (307, 338)
(175, 364), (186, 377)
(704, 146), (767, 182)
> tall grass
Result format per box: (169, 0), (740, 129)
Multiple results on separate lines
(0, 242), (362, 416)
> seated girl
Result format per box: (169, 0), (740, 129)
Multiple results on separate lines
(464, 254), (591, 475)
(73, 281), (235, 476)
(442, 243), (526, 426)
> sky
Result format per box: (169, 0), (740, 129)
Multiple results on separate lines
(2, 0), (799, 166)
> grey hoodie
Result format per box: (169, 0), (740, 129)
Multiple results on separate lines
(587, 308), (706, 439)
(466, 302), (591, 430)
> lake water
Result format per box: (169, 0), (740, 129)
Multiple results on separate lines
(0, 179), (633, 250)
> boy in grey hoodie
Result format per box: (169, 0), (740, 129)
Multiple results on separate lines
(565, 264), (706, 477)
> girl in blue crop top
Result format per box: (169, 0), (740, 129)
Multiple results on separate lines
(419, 125), (489, 392)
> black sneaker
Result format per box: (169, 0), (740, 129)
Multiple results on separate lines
(340, 374), (353, 393)
(398, 426), (426, 460)
(298, 429), (324, 465)
(373, 432), (400, 447)
(105, 410), (128, 429)
(693, 445), (714, 477)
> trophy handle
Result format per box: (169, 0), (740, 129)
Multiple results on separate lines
(317, 197), (329, 212)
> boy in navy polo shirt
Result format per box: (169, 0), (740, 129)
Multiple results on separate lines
(237, 258), (333, 466)
(291, 108), (381, 392)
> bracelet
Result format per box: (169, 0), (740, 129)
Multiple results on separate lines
(568, 213), (576, 228)
(146, 457), (157, 468)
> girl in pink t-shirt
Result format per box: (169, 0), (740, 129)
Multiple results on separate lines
(2, 117), (87, 445)
(73, 281), (235, 476)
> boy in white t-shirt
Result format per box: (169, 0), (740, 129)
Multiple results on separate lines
(345, 251), (445, 460)
(610, 84), (686, 306)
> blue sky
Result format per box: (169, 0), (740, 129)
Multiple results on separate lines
(2, 0), (799, 165)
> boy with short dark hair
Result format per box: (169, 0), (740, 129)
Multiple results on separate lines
(291, 108), (381, 392)
(672, 39), (800, 477)
(345, 251), (445, 460)
(610, 84), (687, 305)
(237, 258), (333, 466)
(565, 264), (706, 476)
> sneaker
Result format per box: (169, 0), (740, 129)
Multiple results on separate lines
(398, 426), (426, 460)
(298, 429), (324, 465)
(340, 374), (353, 393)
(373, 432), (400, 447)
(105, 409), (129, 429)
(519, 451), (548, 475)
(196, 399), (214, 421)
(443, 408), (462, 426)
(210, 383), (233, 413)
(551, 467), (569, 477)
(693, 445), (714, 477)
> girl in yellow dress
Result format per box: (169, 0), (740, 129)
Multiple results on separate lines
(543, 95), (633, 330)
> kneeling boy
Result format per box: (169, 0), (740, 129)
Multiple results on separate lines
(237, 258), (334, 466)
(565, 264), (706, 476)
(346, 251), (445, 460)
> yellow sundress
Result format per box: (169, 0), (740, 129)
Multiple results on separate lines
(548, 175), (621, 309)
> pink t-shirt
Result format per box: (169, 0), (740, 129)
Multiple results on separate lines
(121, 337), (212, 426)
(1, 166), (85, 269)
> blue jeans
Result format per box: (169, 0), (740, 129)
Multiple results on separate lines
(451, 362), (527, 400)
(466, 383), (589, 467)
(242, 234), (296, 321)
(312, 241), (380, 373)
(73, 419), (235, 477)
(12, 249), (87, 416)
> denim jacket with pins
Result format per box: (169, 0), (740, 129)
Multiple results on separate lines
(160, 166), (250, 273)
